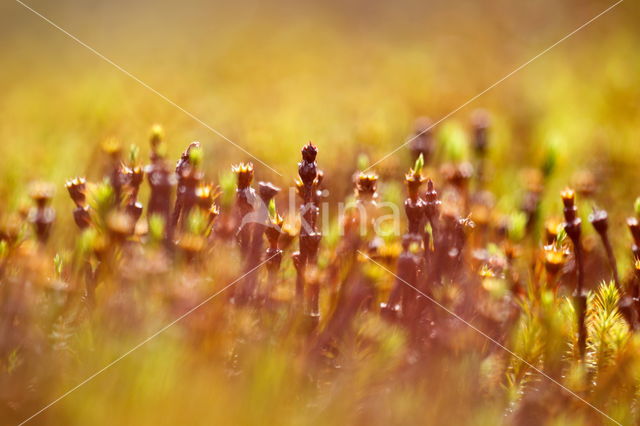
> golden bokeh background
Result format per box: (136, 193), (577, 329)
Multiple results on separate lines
(2, 1), (640, 424)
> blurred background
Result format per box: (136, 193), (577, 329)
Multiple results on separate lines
(1, 0), (639, 234)
(2, 1), (640, 424)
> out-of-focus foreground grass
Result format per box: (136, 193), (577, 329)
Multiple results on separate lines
(1, 0), (640, 424)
